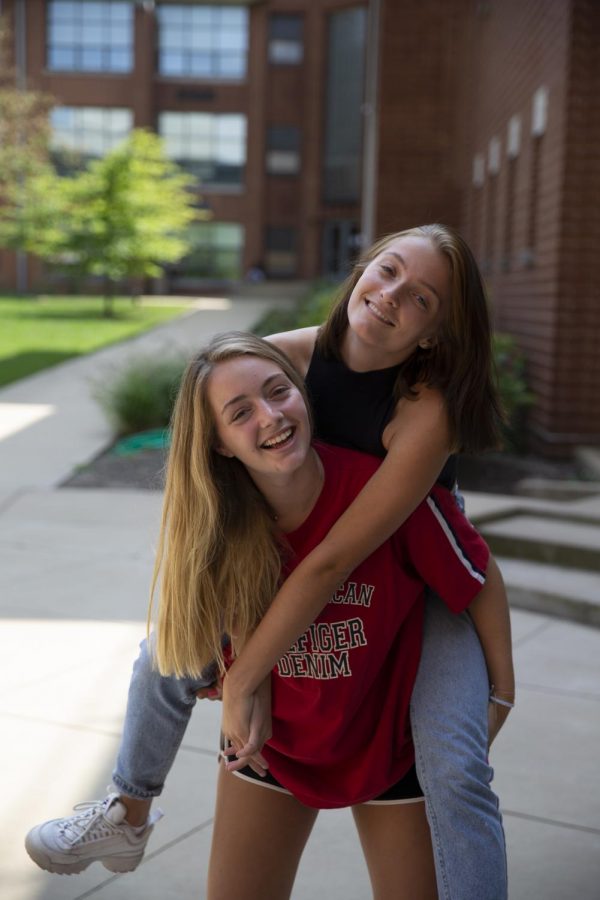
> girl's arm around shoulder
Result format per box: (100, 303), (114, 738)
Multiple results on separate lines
(265, 326), (319, 378)
(226, 384), (451, 696)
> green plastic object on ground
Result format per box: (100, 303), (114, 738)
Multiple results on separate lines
(112, 429), (171, 456)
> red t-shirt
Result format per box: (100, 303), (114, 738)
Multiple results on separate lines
(262, 442), (489, 808)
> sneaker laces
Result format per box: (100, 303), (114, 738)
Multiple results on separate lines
(59, 795), (125, 846)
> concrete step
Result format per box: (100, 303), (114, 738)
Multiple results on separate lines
(498, 556), (600, 628)
(515, 477), (600, 502)
(480, 514), (600, 572)
(575, 446), (600, 480)
(463, 490), (600, 529)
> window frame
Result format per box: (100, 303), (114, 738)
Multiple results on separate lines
(156, 4), (249, 81)
(268, 13), (304, 66)
(46, 0), (134, 74)
(158, 111), (247, 189)
(265, 125), (301, 176)
(49, 104), (133, 171)
(172, 221), (245, 281)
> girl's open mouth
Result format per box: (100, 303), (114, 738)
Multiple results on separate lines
(261, 427), (295, 449)
(365, 299), (394, 326)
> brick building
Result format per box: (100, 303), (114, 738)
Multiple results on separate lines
(456, 0), (600, 456)
(0, 0), (598, 456)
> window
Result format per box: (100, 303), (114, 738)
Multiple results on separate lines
(322, 8), (367, 204)
(158, 112), (246, 187)
(268, 14), (303, 65)
(50, 106), (132, 170)
(266, 126), (301, 175)
(502, 118), (520, 271)
(525, 135), (542, 266)
(524, 91), (547, 267)
(47, 1), (134, 73)
(483, 137), (501, 273)
(322, 220), (360, 277)
(483, 173), (498, 274)
(175, 222), (244, 281)
(502, 157), (517, 272)
(265, 227), (297, 277)
(468, 154), (485, 260)
(157, 4), (248, 79)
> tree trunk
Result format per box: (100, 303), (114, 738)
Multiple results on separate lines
(130, 276), (143, 306)
(103, 276), (115, 318)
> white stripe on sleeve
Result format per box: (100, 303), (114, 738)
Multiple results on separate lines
(425, 496), (486, 585)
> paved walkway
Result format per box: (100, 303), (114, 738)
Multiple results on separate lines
(1, 295), (599, 900)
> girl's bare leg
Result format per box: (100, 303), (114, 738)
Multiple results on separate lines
(352, 800), (438, 900)
(207, 765), (318, 900)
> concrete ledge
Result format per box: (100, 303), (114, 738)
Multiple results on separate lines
(575, 446), (600, 480)
(499, 557), (600, 629)
(515, 477), (600, 501)
(482, 516), (600, 572)
(508, 585), (600, 628)
(463, 491), (600, 528)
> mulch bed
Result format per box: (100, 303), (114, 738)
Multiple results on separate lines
(62, 447), (169, 491)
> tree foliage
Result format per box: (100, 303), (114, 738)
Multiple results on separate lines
(0, 130), (205, 315)
(0, 16), (53, 203)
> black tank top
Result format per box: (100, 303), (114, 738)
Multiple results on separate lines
(305, 343), (457, 490)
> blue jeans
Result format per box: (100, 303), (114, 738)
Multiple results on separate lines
(113, 604), (506, 900)
(411, 594), (507, 899)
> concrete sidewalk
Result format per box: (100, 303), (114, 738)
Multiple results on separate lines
(1, 295), (599, 899)
(0, 295), (287, 493)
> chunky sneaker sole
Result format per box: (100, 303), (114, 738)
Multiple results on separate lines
(24, 834), (144, 874)
(25, 794), (163, 875)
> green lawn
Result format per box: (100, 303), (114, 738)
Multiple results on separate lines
(0, 295), (190, 388)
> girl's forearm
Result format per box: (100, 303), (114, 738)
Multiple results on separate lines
(468, 556), (515, 697)
(226, 546), (349, 695)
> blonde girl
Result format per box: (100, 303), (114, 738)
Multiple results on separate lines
(153, 331), (510, 899)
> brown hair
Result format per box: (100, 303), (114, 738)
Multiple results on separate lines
(318, 224), (504, 453)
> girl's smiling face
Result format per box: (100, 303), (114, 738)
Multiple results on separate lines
(346, 236), (450, 366)
(208, 355), (311, 481)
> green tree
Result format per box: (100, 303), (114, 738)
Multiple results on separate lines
(1, 130), (204, 316)
(0, 16), (52, 205)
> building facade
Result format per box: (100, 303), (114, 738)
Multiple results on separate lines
(453, 0), (600, 456)
(1, 0), (369, 289)
(0, 0), (598, 456)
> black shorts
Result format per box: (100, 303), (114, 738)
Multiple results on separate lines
(227, 758), (424, 805)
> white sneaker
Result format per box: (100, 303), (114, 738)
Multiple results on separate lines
(25, 793), (163, 875)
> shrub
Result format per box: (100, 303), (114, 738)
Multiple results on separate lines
(251, 305), (300, 337)
(253, 280), (337, 336)
(493, 333), (534, 451)
(94, 355), (186, 435)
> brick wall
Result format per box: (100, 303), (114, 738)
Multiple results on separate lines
(373, 0), (598, 455)
(374, 0), (468, 234)
(552, 0), (600, 451)
(452, 0), (596, 456)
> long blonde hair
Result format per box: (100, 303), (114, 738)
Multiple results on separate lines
(149, 332), (311, 678)
(319, 224), (504, 453)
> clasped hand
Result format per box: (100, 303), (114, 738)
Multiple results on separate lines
(219, 672), (272, 777)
